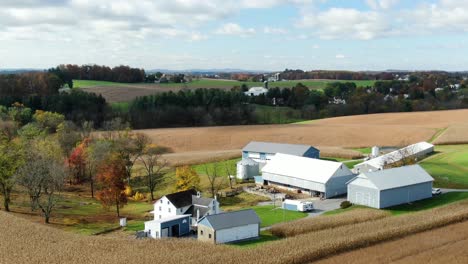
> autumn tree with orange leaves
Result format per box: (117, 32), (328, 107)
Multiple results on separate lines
(96, 155), (127, 217)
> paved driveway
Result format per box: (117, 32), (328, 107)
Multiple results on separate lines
(307, 196), (347, 217)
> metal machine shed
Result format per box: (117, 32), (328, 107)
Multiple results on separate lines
(354, 142), (434, 173)
(347, 165), (434, 209)
(261, 153), (355, 198)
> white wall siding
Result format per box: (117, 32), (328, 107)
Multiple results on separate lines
(215, 224), (259, 244)
(379, 182), (432, 208)
(262, 172), (326, 193)
(348, 183), (380, 209)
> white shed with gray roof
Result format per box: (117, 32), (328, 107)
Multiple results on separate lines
(347, 165), (434, 209)
(197, 209), (260, 244)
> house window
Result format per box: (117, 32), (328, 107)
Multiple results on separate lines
(160, 200), (163, 203)
(212, 205), (216, 211)
(159, 215), (162, 219)
(168, 208), (171, 213)
(159, 206), (162, 211)
(209, 234), (212, 239)
(167, 201), (169, 205)
(201, 230), (204, 235)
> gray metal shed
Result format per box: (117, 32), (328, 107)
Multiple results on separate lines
(347, 165), (434, 209)
(242, 141), (320, 160)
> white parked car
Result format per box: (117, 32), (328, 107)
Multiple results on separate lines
(432, 188), (442, 196)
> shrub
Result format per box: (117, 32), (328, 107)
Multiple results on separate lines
(340, 201), (352, 209)
(133, 192), (145, 201)
(124, 186), (133, 197)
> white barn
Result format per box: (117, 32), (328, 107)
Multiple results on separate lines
(354, 142), (434, 173)
(197, 209), (261, 244)
(347, 165), (434, 209)
(244, 87), (268, 96)
(260, 153), (355, 198)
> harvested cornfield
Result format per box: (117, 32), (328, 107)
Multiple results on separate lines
(135, 110), (468, 162)
(433, 124), (468, 145)
(1, 200), (467, 264)
(317, 220), (468, 264)
(318, 147), (364, 159)
(270, 209), (389, 238)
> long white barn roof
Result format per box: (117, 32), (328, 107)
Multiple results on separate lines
(261, 153), (350, 184)
(356, 142), (434, 169)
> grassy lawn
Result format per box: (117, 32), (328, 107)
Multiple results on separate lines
(230, 230), (280, 248)
(386, 192), (468, 215)
(73, 79), (376, 90)
(419, 145), (468, 188)
(220, 192), (270, 211)
(191, 158), (240, 177)
(343, 159), (363, 169)
(353, 147), (372, 155)
(250, 205), (308, 227)
(254, 105), (305, 124)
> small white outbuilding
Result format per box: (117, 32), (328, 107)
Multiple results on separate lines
(236, 158), (259, 180)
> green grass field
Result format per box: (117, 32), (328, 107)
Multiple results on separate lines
(250, 205), (308, 227)
(387, 192), (468, 215)
(231, 230), (280, 248)
(73, 79), (376, 90)
(420, 145), (468, 188)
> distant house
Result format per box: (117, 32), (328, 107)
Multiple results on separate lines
(347, 165), (434, 209)
(354, 142), (434, 173)
(242, 141), (320, 165)
(197, 209), (261, 244)
(328, 97), (346, 105)
(244, 87), (268, 96)
(260, 153), (355, 198)
(145, 189), (220, 239)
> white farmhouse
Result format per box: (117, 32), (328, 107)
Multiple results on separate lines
(145, 189), (220, 239)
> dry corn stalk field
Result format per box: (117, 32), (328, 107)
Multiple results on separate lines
(1, 200), (468, 264)
(433, 123), (468, 145)
(136, 109), (468, 163)
(316, 220), (468, 264)
(270, 209), (390, 238)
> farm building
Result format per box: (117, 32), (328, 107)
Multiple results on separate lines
(242, 141), (320, 166)
(347, 165), (434, 209)
(244, 86), (268, 96)
(145, 189), (220, 239)
(197, 209), (261, 244)
(260, 153), (355, 198)
(236, 158), (260, 180)
(354, 142), (434, 173)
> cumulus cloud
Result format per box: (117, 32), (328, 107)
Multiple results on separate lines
(215, 23), (256, 37)
(298, 8), (391, 40)
(366, 0), (399, 10)
(264, 26), (288, 34)
(335, 54), (346, 59)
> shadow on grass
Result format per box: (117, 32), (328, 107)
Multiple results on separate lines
(387, 192), (468, 215)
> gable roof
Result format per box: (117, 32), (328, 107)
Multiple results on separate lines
(164, 189), (197, 208)
(192, 195), (214, 207)
(243, 141), (317, 156)
(351, 165), (434, 191)
(199, 209), (260, 230)
(261, 153), (352, 184)
(356, 142), (434, 170)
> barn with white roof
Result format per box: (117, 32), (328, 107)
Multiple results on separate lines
(260, 153), (355, 198)
(354, 142), (434, 173)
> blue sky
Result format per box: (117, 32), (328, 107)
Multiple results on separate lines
(1, 0), (468, 71)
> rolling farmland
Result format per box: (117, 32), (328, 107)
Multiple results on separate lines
(75, 79), (376, 102)
(135, 109), (468, 164)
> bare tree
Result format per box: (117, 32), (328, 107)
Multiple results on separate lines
(204, 162), (226, 198)
(139, 144), (168, 201)
(85, 140), (112, 198)
(116, 132), (150, 184)
(224, 163), (234, 189)
(15, 139), (66, 223)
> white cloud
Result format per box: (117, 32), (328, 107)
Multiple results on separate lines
(335, 54), (346, 59)
(366, 0), (399, 10)
(264, 26), (288, 34)
(298, 8), (390, 40)
(312, 44), (320, 49)
(215, 23), (256, 37)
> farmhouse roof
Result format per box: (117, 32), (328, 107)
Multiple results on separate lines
(261, 153), (352, 184)
(352, 165), (434, 190)
(243, 141), (317, 156)
(356, 142), (434, 170)
(191, 195), (214, 207)
(164, 189), (197, 208)
(199, 209), (260, 230)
